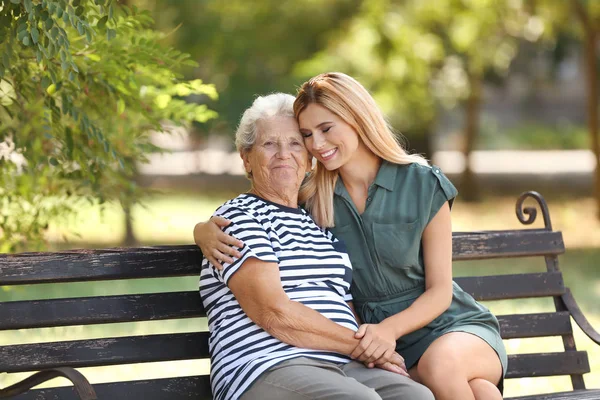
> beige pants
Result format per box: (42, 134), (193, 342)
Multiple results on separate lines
(241, 357), (434, 400)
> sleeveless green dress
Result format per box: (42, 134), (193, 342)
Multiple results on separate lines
(329, 161), (507, 378)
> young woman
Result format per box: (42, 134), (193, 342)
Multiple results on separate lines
(195, 72), (507, 400)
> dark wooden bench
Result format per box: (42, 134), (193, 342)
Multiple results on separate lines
(0, 191), (599, 399)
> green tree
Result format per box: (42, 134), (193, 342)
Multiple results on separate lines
(534, 0), (600, 218)
(294, 0), (533, 175)
(136, 0), (361, 138)
(0, 0), (217, 252)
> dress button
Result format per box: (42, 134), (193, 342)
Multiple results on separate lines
(367, 197), (372, 202)
(434, 169), (440, 173)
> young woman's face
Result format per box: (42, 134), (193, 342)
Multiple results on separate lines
(298, 103), (361, 171)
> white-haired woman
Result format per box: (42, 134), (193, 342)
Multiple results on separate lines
(199, 93), (433, 400)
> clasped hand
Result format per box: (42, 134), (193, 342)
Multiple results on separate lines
(352, 323), (408, 377)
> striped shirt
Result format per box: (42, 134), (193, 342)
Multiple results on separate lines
(199, 193), (358, 400)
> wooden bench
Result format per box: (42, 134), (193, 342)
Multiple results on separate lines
(0, 191), (599, 399)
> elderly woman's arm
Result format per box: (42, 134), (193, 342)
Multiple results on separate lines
(228, 256), (360, 354)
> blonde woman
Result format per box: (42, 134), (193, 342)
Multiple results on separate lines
(195, 73), (506, 400)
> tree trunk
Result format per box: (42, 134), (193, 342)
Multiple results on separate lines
(461, 73), (482, 202)
(584, 29), (600, 219)
(573, 0), (600, 219)
(122, 200), (137, 247)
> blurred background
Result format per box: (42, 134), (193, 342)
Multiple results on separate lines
(1, 0), (599, 397)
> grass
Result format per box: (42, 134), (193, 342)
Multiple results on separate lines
(2, 193), (599, 397)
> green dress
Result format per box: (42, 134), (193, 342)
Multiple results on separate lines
(330, 161), (507, 378)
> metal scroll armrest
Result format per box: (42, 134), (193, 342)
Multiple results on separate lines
(0, 367), (97, 399)
(562, 288), (600, 346)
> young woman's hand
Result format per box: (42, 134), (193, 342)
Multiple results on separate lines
(352, 323), (398, 366)
(193, 216), (244, 269)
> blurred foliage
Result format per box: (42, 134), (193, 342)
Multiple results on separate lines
(140, 0), (552, 153)
(140, 0), (361, 139)
(0, 0), (217, 252)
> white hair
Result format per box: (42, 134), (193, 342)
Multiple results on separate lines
(235, 93), (295, 153)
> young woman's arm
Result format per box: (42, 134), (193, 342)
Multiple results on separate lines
(193, 216), (243, 268)
(353, 202), (454, 365)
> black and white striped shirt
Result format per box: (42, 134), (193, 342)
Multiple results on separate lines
(199, 193), (358, 400)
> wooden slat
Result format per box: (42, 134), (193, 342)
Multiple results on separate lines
(0, 333), (210, 373)
(454, 272), (564, 301)
(0, 245), (203, 285)
(0, 229), (564, 285)
(507, 389), (600, 400)
(12, 376), (212, 400)
(506, 352), (590, 379)
(498, 312), (572, 339)
(0, 292), (205, 331)
(452, 230), (565, 261)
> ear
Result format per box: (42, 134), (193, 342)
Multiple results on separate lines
(240, 151), (252, 175)
(306, 153), (313, 174)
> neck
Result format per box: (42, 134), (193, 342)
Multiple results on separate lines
(249, 186), (299, 208)
(338, 148), (382, 193)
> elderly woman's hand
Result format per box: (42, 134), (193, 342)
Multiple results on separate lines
(351, 323), (397, 366)
(375, 353), (409, 377)
(193, 216), (244, 269)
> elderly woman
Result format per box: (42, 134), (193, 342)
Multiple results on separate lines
(199, 93), (433, 400)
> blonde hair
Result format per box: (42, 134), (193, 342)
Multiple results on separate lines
(294, 72), (428, 227)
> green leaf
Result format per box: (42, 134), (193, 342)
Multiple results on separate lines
(106, 28), (116, 41)
(97, 15), (108, 29)
(36, 49), (42, 63)
(49, 157), (59, 166)
(24, 0), (32, 13)
(2, 54), (9, 69)
(22, 35), (30, 46)
(30, 27), (39, 44)
(65, 127), (74, 159)
(10, 0), (20, 4)
(117, 98), (125, 114)
(61, 61), (68, 70)
(46, 83), (56, 95)
(77, 21), (85, 35)
(17, 29), (29, 41)
(41, 76), (51, 89)
(45, 17), (54, 30)
(71, 62), (79, 73)
(73, 0), (81, 6)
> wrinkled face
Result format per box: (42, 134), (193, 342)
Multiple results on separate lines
(298, 103), (360, 171)
(242, 116), (309, 192)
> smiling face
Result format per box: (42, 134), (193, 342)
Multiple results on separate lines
(242, 116), (309, 200)
(298, 103), (364, 171)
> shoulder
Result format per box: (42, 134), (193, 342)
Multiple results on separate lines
(392, 161), (438, 187)
(393, 162), (457, 199)
(214, 194), (263, 224)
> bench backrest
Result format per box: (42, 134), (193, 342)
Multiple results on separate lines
(0, 192), (588, 398)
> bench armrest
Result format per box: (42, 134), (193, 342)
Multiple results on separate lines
(0, 367), (97, 399)
(562, 288), (600, 346)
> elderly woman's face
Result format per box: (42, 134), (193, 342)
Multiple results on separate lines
(242, 116), (309, 192)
